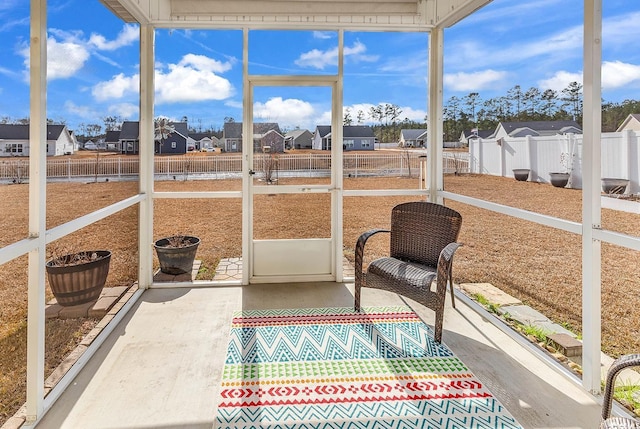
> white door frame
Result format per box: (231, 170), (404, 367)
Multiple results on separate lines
(244, 76), (342, 284)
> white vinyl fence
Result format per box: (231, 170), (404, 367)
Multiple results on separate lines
(0, 151), (470, 183)
(468, 130), (640, 194)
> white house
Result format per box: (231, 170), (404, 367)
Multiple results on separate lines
(616, 114), (640, 132)
(491, 121), (582, 140)
(0, 124), (75, 157)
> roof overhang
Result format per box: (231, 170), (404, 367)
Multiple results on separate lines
(99, 0), (492, 30)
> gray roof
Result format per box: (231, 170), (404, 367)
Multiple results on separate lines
(189, 132), (213, 141)
(0, 124), (66, 140)
(285, 129), (311, 139)
(497, 121), (582, 137)
(105, 130), (120, 143)
(401, 129), (427, 140)
(463, 129), (492, 139)
(224, 122), (281, 139)
(119, 121), (139, 140)
(316, 125), (375, 138)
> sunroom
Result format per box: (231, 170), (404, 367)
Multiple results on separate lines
(3, 0), (638, 427)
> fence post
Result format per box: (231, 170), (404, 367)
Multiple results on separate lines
(68, 158), (71, 180)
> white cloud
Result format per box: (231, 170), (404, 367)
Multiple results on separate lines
(108, 103), (138, 119)
(155, 57), (234, 104)
(89, 24), (138, 51)
(537, 61), (640, 93)
(64, 100), (97, 119)
(294, 41), (378, 70)
(601, 61), (640, 90)
(313, 31), (334, 40)
(91, 54), (235, 103)
(537, 71), (582, 92)
(177, 53), (232, 74)
(444, 70), (508, 92)
(20, 35), (90, 80)
(253, 97), (316, 129)
(19, 24), (139, 81)
(92, 73), (139, 101)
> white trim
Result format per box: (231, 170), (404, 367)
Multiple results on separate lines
(582, 0), (603, 393)
(26, 0), (47, 421)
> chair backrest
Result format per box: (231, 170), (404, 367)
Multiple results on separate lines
(389, 201), (462, 267)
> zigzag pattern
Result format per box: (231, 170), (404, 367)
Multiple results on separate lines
(232, 306), (412, 318)
(225, 321), (451, 364)
(214, 307), (522, 429)
(222, 356), (469, 380)
(216, 398), (520, 427)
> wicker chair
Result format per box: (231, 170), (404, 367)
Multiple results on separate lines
(601, 354), (640, 428)
(354, 201), (462, 343)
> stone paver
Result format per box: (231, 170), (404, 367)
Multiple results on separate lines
(212, 257), (354, 281)
(459, 282), (522, 306)
(46, 286), (132, 320)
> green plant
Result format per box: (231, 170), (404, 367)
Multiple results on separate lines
(605, 379), (640, 411)
(471, 293), (490, 306)
(520, 324), (551, 344)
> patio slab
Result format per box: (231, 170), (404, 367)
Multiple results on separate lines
(31, 283), (603, 429)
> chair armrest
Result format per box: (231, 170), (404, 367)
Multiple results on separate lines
(602, 354), (640, 420)
(355, 229), (390, 289)
(435, 242), (462, 296)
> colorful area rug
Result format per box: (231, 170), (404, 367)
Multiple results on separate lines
(214, 306), (522, 429)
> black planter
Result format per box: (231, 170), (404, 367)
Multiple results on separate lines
(601, 178), (629, 194)
(513, 169), (530, 181)
(154, 236), (200, 275)
(549, 172), (570, 188)
(46, 250), (111, 307)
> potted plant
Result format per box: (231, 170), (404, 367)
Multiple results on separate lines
(153, 235), (200, 275)
(601, 178), (629, 195)
(513, 168), (530, 181)
(549, 153), (572, 188)
(46, 250), (111, 307)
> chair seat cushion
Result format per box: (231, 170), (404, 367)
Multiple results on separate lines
(600, 417), (640, 429)
(367, 257), (437, 295)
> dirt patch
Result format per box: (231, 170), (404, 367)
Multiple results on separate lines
(0, 174), (639, 425)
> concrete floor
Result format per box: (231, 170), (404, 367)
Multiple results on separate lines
(34, 282), (603, 429)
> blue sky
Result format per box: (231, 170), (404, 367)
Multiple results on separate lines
(1, 0), (639, 134)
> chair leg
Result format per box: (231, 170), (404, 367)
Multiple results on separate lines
(433, 308), (443, 343)
(448, 265), (456, 309)
(354, 284), (361, 312)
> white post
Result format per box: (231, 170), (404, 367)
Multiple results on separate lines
(334, 30), (344, 282)
(427, 27), (444, 203)
(241, 28), (251, 284)
(582, 0), (603, 394)
(139, 25), (155, 289)
(26, 0), (47, 422)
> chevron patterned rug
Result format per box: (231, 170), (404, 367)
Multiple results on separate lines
(214, 306), (522, 429)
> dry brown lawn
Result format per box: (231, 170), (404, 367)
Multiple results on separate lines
(1, 173), (639, 424)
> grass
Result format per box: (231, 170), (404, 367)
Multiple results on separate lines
(1, 172), (640, 424)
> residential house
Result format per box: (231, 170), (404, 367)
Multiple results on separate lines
(399, 129), (428, 147)
(222, 122), (284, 153)
(312, 125), (375, 151)
(459, 129), (493, 145)
(83, 140), (98, 150)
(0, 123), (75, 157)
(156, 122), (189, 154)
(285, 129), (313, 149)
(118, 121), (189, 155)
(104, 130), (121, 151)
(616, 114), (640, 132)
(189, 132), (219, 151)
(119, 121), (140, 154)
(491, 120), (582, 139)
